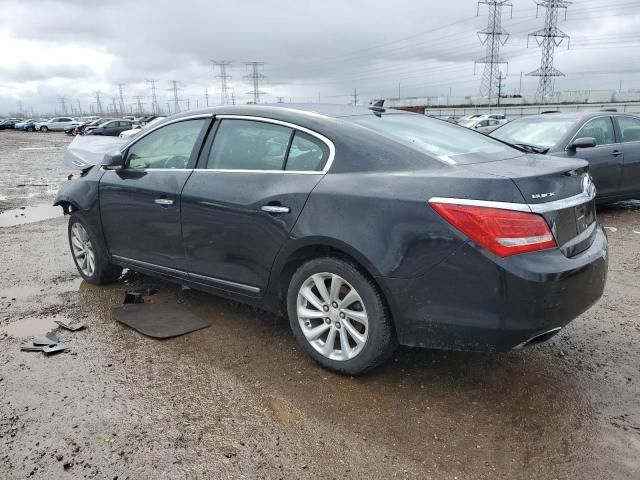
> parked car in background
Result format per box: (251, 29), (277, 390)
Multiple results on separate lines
(458, 116), (503, 134)
(90, 119), (138, 136)
(0, 118), (22, 129)
(443, 116), (462, 124)
(35, 117), (81, 132)
(17, 119), (48, 132)
(490, 111), (640, 204)
(15, 119), (34, 130)
(485, 113), (508, 123)
(81, 118), (117, 135)
(56, 104), (608, 375)
(119, 116), (167, 138)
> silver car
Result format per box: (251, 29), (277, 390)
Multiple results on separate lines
(35, 117), (81, 132)
(458, 117), (504, 134)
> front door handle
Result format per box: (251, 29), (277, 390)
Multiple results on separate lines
(154, 198), (174, 206)
(261, 205), (290, 214)
(612, 149), (622, 157)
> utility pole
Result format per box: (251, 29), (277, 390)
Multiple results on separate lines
(245, 62), (266, 104)
(146, 80), (160, 114)
(185, 98), (190, 111)
(475, 1), (512, 104)
(58, 96), (68, 115)
(133, 95), (144, 115)
(352, 88), (359, 105)
(398, 82), (401, 99)
(77, 100), (82, 115)
(169, 80), (181, 114)
(212, 61), (232, 105)
(111, 97), (118, 114)
(166, 102), (171, 115)
(495, 72), (506, 105)
(116, 83), (127, 115)
(277, 96), (284, 103)
(527, 0), (571, 103)
(231, 92), (236, 105)
(93, 91), (103, 114)
(17, 101), (23, 116)
(205, 88), (209, 107)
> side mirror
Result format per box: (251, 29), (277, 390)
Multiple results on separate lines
(102, 151), (125, 170)
(568, 137), (596, 151)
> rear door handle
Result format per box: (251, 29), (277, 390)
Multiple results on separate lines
(154, 198), (174, 206)
(261, 205), (290, 214)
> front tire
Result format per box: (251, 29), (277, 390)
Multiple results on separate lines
(287, 257), (396, 375)
(40, 126), (48, 132)
(68, 212), (122, 284)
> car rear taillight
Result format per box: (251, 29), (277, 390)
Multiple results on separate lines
(429, 202), (556, 257)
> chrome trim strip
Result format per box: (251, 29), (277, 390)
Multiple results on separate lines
(112, 255), (185, 277)
(430, 189), (596, 214)
(429, 197), (531, 213)
(189, 272), (261, 293)
(111, 255), (261, 294)
(191, 169), (324, 175)
(215, 114), (336, 173)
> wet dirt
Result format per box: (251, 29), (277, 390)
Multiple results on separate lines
(0, 204), (63, 227)
(1, 131), (639, 479)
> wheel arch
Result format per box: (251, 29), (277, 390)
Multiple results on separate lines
(270, 237), (399, 328)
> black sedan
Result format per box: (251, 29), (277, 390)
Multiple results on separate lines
(90, 119), (137, 136)
(490, 111), (640, 204)
(55, 105), (608, 374)
(0, 118), (22, 129)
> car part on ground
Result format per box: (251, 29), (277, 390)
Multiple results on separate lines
(112, 303), (209, 339)
(55, 104), (609, 374)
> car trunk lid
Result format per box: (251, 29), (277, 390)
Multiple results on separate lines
(466, 154), (597, 257)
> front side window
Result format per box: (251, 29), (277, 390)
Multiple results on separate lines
(617, 117), (640, 143)
(127, 119), (206, 170)
(286, 131), (329, 171)
(575, 117), (615, 146)
(206, 119), (292, 170)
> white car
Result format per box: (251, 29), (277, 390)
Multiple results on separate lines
(458, 117), (504, 134)
(35, 116), (81, 132)
(119, 116), (167, 138)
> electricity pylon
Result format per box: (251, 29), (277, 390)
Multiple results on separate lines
(475, 1), (512, 103)
(212, 61), (232, 105)
(245, 62), (266, 104)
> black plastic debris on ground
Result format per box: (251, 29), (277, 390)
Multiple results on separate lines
(112, 303), (209, 339)
(54, 320), (86, 332)
(123, 287), (157, 305)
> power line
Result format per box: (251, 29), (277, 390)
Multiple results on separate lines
(245, 62), (266, 103)
(527, 0), (572, 102)
(212, 61), (232, 105)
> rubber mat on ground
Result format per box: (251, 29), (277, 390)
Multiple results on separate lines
(111, 303), (209, 339)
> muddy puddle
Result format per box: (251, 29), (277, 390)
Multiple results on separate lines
(0, 204), (62, 227)
(0, 315), (62, 338)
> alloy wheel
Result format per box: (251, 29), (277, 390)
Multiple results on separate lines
(70, 222), (95, 277)
(296, 272), (369, 361)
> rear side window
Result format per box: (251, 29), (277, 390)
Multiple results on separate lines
(576, 117), (615, 146)
(286, 131), (329, 171)
(127, 119), (206, 170)
(617, 117), (640, 142)
(206, 120), (292, 170)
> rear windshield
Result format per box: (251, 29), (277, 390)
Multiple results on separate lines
(490, 117), (575, 148)
(349, 114), (519, 165)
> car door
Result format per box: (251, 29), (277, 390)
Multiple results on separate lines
(614, 116), (640, 197)
(180, 116), (332, 295)
(565, 116), (622, 198)
(99, 116), (211, 273)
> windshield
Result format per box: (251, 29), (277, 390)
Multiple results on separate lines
(490, 117), (575, 148)
(349, 114), (520, 165)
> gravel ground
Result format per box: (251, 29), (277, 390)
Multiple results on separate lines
(0, 129), (639, 479)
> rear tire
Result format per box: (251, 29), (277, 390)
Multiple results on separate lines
(287, 257), (396, 375)
(27, 126), (35, 132)
(68, 212), (122, 285)
(40, 126), (48, 132)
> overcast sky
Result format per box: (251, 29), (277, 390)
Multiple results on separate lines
(0, 0), (639, 116)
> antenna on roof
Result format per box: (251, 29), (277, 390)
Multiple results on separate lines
(368, 99), (386, 117)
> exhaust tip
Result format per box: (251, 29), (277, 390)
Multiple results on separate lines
(513, 327), (562, 350)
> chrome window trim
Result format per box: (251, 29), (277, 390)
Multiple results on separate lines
(212, 114), (336, 173)
(567, 115), (618, 148)
(430, 189), (596, 214)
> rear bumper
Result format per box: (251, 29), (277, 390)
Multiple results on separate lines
(382, 224), (608, 352)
